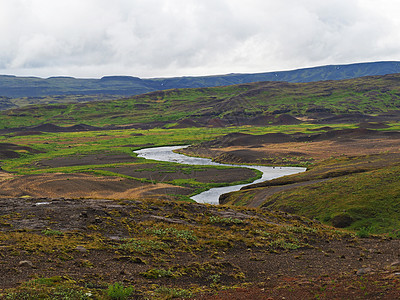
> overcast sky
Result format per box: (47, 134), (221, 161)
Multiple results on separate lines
(1, 0), (400, 78)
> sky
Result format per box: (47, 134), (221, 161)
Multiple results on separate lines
(1, 0), (400, 78)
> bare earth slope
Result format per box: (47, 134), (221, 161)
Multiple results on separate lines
(1, 198), (400, 299)
(180, 127), (400, 166)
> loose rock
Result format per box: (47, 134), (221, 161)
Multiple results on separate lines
(18, 260), (34, 268)
(356, 267), (373, 276)
(75, 245), (88, 252)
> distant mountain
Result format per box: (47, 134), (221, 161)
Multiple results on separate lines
(1, 61), (400, 110)
(155, 61), (400, 89)
(2, 72), (400, 130)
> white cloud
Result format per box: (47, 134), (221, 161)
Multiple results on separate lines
(0, 0), (399, 78)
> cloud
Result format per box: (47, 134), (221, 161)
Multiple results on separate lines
(0, 0), (399, 78)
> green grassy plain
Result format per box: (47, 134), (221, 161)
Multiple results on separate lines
(2, 122), (399, 236)
(0, 124), (356, 174)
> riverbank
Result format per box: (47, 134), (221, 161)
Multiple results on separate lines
(135, 146), (305, 204)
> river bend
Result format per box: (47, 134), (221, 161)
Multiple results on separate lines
(134, 146), (306, 205)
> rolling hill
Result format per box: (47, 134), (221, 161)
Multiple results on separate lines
(1, 61), (400, 110)
(1, 72), (400, 130)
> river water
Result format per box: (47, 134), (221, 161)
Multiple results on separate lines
(134, 146), (306, 205)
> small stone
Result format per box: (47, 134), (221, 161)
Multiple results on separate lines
(389, 261), (400, 271)
(120, 269), (131, 276)
(357, 267), (372, 276)
(75, 245), (88, 252)
(19, 260), (34, 268)
(391, 260), (400, 267)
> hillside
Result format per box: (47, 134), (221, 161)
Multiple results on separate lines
(183, 127), (400, 235)
(1, 61), (400, 110)
(1, 197), (400, 299)
(1, 72), (400, 130)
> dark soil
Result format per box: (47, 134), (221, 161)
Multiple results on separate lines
(30, 123), (101, 132)
(0, 142), (43, 159)
(312, 111), (400, 124)
(191, 128), (400, 148)
(99, 164), (257, 184)
(180, 128), (400, 166)
(169, 119), (202, 128)
(0, 162), (258, 201)
(1, 198), (400, 299)
(37, 153), (138, 168)
(0, 173), (192, 200)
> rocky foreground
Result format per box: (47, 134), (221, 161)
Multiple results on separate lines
(1, 197), (400, 299)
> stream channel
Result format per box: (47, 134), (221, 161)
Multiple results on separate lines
(134, 146), (306, 205)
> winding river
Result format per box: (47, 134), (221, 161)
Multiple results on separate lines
(134, 146), (306, 205)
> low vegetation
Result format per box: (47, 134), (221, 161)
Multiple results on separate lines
(3, 197), (398, 299)
(0, 72), (400, 298)
(221, 151), (400, 235)
(1, 73), (400, 129)
(262, 164), (400, 234)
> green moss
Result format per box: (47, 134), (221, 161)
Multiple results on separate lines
(264, 165), (400, 234)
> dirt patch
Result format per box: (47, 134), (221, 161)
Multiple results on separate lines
(200, 272), (400, 299)
(0, 142), (43, 159)
(16, 157), (259, 201)
(181, 129), (400, 166)
(29, 123), (102, 132)
(6, 131), (44, 137)
(358, 122), (390, 129)
(169, 118), (202, 128)
(271, 113), (302, 125)
(0, 173), (192, 200)
(207, 118), (229, 127)
(313, 111), (400, 124)
(0, 171), (14, 182)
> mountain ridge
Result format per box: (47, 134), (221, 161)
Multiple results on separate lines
(1, 61), (400, 98)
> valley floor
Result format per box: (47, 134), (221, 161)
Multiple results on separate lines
(0, 123), (400, 298)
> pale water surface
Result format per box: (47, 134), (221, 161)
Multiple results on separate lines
(134, 146), (306, 205)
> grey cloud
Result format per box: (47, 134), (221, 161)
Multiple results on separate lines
(0, 0), (399, 78)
